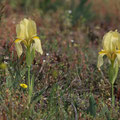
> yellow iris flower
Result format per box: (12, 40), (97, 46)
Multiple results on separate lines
(97, 30), (120, 70)
(15, 18), (43, 57)
(20, 83), (28, 88)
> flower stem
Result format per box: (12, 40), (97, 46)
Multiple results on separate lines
(26, 47), (32, 104)
(109, 60), (119, 106)
(111, 83), (115, 106)
(28, 65), (31, 104)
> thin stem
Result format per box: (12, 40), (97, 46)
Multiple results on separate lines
(28, 66), (30, 88)
(109, 60), (118, 106)
(28, 65), (31, 104)
(111, 83), (114, 106)
(26, 47), (32, 104)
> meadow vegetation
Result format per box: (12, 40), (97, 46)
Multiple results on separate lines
(0, 0), (120, 119)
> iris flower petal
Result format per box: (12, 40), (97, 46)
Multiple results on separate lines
(97, 53), (106, 70)
(28, 19), (37, 38)
(32, 36), (43, 55)
(15, 39), (23, 57)
(116, 51), (120, 65)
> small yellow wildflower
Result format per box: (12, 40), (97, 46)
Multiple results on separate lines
(15, 18), (43, 57)
(20, 83), (28, 89)
(97, 30), (120, 70)
(0, 63), (7, 69)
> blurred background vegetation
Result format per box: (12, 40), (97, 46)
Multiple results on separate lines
(1, 0), (120, 119)
(3, 0), (94, 26)
(2, 0), (120, 26)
